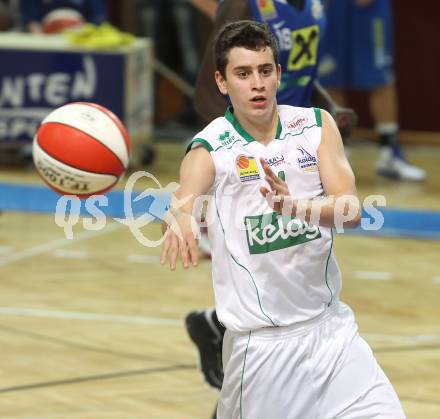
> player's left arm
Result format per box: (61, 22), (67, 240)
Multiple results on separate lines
(261, 110), (361, 228)
(315, 109), (361, 228)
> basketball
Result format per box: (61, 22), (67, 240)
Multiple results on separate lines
(33, 102), (131, 198)
(42, 9), (84, 34)
(237, 155), (249, 169)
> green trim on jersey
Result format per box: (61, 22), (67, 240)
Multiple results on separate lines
(278, 124), (319, 141)
(276, 118), (282, 138)
(225, 107), (282, 142)
(230, 253), (277, 326)
(185, 138), (213, 154)
(325, 229), (334, 306)
(240, 331), (252, 419)
(313, 107), (322, 127)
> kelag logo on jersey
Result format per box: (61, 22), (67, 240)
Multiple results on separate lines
(297, 145), (318, 172)
(244, 212), (321, 254)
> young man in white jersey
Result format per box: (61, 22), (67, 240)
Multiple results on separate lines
(161, 20), (405, 419)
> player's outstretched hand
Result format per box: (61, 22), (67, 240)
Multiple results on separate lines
(160, 211), (199, 270)
(259, 157), (292, 215)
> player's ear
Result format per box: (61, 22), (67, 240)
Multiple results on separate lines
(215, 70), (228, 95)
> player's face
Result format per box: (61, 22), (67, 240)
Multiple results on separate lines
(215, 46), (281, 123)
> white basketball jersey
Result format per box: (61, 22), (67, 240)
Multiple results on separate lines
(188, 105), (342, 332)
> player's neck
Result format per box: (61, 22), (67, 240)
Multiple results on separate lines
(235, 105), (279, 146)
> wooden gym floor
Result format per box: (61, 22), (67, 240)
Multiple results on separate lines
(0, 141), (439, 418)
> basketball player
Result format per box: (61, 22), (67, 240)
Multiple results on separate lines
(0, 0), (12, 31)
(193, 0), (357, 131)
(185, 0), (357, 397)
(161, 20), (406, 418)
(318, 0), (426, 181)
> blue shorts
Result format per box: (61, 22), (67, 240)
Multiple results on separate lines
(318, 0), (394, 90)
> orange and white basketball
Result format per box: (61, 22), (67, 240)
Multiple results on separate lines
(42, 9), (84, 34)
(33, 102), (131, 198)
(237, 155), (249, 169)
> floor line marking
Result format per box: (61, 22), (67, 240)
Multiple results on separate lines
(0, 245), (13, 255)
(0, 364), (195, 394)
(0, 323), (173, 363)
(354, 271), (392, 281)
(0, 222), (123, 267)
(363, 333), (440, 344)
(127, 254), (160, 264)
(0, 307), (182, 326)
(399, 395), (440, 407)
(53, 249), (90, 259)
(1, 308), (439, 345)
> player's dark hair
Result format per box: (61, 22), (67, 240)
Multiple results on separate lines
(213, 20), (279, 78)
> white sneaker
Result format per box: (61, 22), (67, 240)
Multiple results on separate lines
(376, 147), (426, 182)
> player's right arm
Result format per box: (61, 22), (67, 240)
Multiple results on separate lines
(261, 110), (361, 229)
(160, 147), (215, 270)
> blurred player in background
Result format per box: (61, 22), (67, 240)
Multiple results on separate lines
(184, 0), (357, 405)
(0, 0), (20, 31)
(138, 0), (204, 128)
(161, 20), (405, 419)
(19, 0), (107, 34)
(193, 0), (356, 131)
(319, 0), (426, 181)
(0, 0), (12, 30)
(190, 0), (218, 21)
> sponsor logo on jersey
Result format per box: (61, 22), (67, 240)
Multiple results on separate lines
(218, 130), (236, 147)
(286, 115), (308, 131)
(245, 212), (321, 254)
(236, 154), (261, 183)
(265, 155), (285, 167)
(296, 145), (318, 172)
(257, 0), (277, 20)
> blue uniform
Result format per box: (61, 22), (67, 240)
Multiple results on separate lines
(249, 0), (326, 107)
(319, 0), (394, 89)
(20, 0), (107, 27)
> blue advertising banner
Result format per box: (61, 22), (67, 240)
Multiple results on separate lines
(0, 49), (125, 144)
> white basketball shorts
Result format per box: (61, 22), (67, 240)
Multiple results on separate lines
(217, 301), (405, 419)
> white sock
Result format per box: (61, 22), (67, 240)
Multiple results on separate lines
(376, 122), (398, 136)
